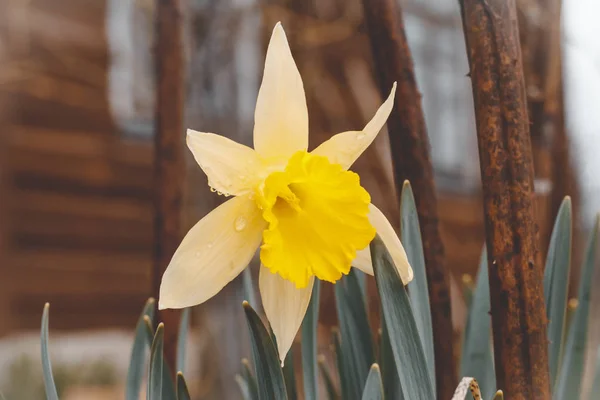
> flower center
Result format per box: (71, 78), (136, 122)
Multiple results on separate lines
(255, 151), (375, 288)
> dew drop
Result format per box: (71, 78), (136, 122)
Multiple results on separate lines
(234, 216), (247, 231)
(210, 187), (217, 193)
(356, 132), (366, 140)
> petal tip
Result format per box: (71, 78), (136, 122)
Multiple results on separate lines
(389, 82), (397, 98)
(272, 21), (285, 36)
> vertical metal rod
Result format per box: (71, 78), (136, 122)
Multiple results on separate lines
(361, 0), (456, 397)
(459, 1), (550, 398)
(153, 0), (185, 374)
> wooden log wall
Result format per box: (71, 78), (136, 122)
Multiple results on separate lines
(0, 0), (154, 333)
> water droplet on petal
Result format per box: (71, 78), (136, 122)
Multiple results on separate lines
(356, 132), (366, 140)
(207, 242), (214, 249)
(234, 216), (247, 232)
(210, 187), (217, 193)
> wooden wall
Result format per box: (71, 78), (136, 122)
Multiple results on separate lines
(0, 0), (492, 336)
(0, 0), (153, 334)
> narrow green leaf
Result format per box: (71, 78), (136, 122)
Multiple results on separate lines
(143, 317), (177, 400)
(176, 308), (191, 374)
(379, 321), (404, 400)
(462, 274), (475, 309)
(355, 269), (367, 300)
(333, 329), (352, 400)
(148, 323), (165, 400)
(460, 247), (495, 400)
(302, 279), (321, 400)
(588, 346), (600, 400)
(334, 269), (375, 398)
(371, 235), (434, 399)
(143, 316), (154, 342)
(243, 301), (288, 400)
(176, 372), (191, 400)
(318, 355), (340, 400)
(555, 216), (599, 399)
(236, 374), (253, 400)
(283, 349), (298, 400)
(543, 197), (572, 386)
(126, 298), (156, 400)
(564, 298), (578, 343)
(41, 303), (59, 400)
(401, 181), (435, 388)
(243, 267), (259, 309)
(361, 364), (383, 400)
(242, 358), (260, 400)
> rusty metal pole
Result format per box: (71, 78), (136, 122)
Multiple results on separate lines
(459, 1), (550, 398)
(361, 1), (456, 398)
(153, 0), (185, 374)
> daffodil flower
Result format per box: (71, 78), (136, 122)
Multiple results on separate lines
(159, 22), (413, 364)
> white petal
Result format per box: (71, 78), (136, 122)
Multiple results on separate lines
(259, 265), (314, 365)
(159, 196), (266, 309)
(187, 130), (264, 196)
(353, 203), (413, 284)
(253, 22), (308, 161)
(312, 83), (396, 170)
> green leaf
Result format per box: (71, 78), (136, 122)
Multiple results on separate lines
(588, 346), (600, 400)
(318, 355), (340, 400)
(334, 269), (375, 398)
(460, 247), (495, 400)
(355, 269), (367, 301)
(176, 372), (191, 400)
(236, 374), (253, 400)
(302, 279), (321, 400)
(243, 301), (288, 400)
(543, 197), (572, 386)
(401, 181), (435, 388)
(555, 216), (599, 399)
(379, 321), (403, 400)
(333, 329), (352, 400)
(243, 267), (259, 309)
(176, 308), (191, 374)
(126, 298), (156, 400)
(143, 317), (177, 400)
(371, 235), (434, 399)
(148, 323), (165, 400)
(41, 303), (59, 400)
(242, 358), (259, 400)
(283, 349), (298, 400)
(361, 364), (383, 400)
(462, 274), (475, 309)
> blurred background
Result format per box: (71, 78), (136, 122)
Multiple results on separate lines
(0, 0), (598, 398)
